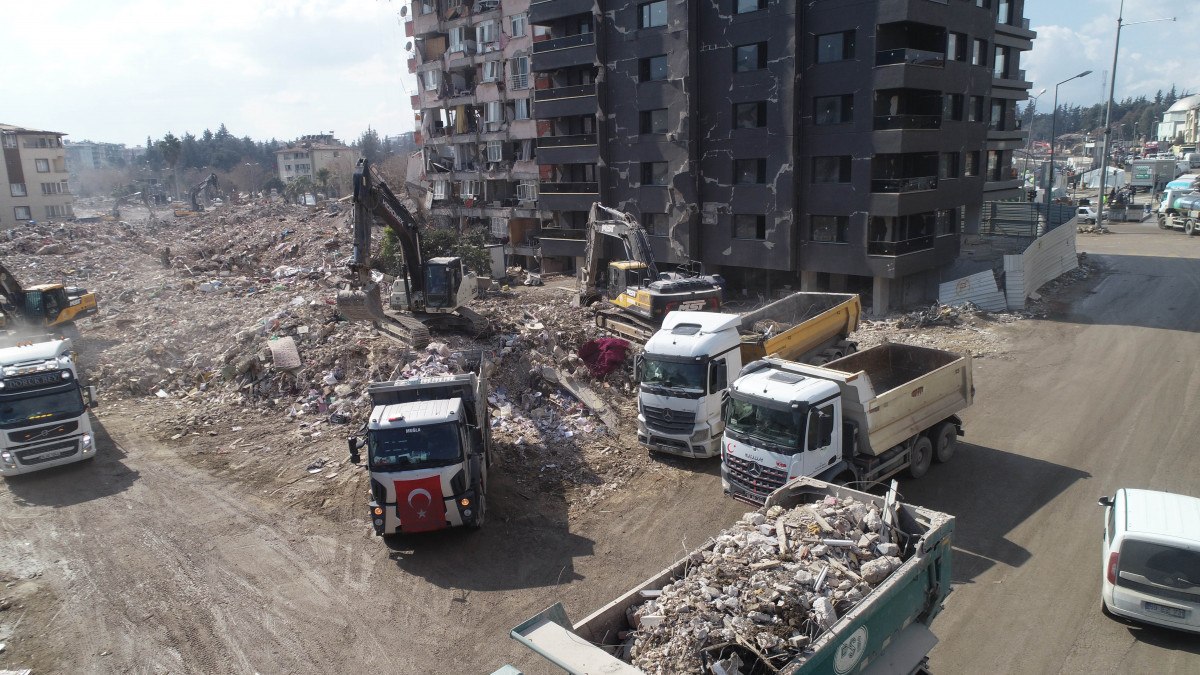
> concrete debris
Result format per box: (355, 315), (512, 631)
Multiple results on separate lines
(628, 496), (904, 674)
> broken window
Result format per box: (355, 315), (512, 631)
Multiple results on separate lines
(9, 183), (26, 197)
(516, 140), (533, 161)
(815, 31), (855, 63)
(639, 1), (667, 29)
(964, 151), (981, 177)
(35, 159), (50, 173)
(642, 162), (669, 186)
(509, 56), (530, 89)
(940, 152), (960, 179)
(810, 215), (849, 243)
(733, 101), (767, 129)
(639, 55), (668, 82)
(734, 158), (766, 185)
(733, 214), (766, 240)
(644, 213), (670, 237)
(640, 109), (668, 134)
(422, 69), (440, 92)
(814, 94), (853, 125)
(482, 60), (501, 82)
(510, 14), (527, 38)
(735, 0), (767, 13)
(734, 42), (767, 72)
(812, 156), (852, 183)
(477, 21), (498, 47)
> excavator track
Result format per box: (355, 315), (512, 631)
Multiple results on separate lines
(336, 285), (431, 348)
(595, 308), (656, 343)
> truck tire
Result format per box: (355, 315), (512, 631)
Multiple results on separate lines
(934, 422), (957, 463)
(1158, 216), (1168, 229)
(468, 492), (486, 530)
(908, 437), (933, 479)
(1187, 219), (1197, 237)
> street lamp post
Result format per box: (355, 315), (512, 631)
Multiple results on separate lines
(1095, 0), (1175, 231)
(1022, 88), (1047, 193)
(1045, 71), (1093, 221)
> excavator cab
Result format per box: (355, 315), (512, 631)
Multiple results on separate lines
(424, 257), (464, 310)
(606, 261), (650, 308)
(23, 286), (67, 322)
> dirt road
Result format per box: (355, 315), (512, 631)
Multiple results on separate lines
(2, 220), (1199, 673)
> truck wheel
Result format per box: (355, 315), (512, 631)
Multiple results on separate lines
(1187, 219), (1197, 236)
(908, 437), (933, 479)
(934, 423), (957, 463)
(468, 492), (486, 530)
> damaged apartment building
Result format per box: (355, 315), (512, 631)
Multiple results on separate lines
(406, 0), (1034, 314)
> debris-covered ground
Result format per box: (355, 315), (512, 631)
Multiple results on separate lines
(0, 199), (1103, 523)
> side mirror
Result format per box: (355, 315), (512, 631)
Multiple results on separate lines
(1098, 495), (1113, 508)
(86, 385), (99, 408)
(633, 354), (644, 382)
(348, 437), (362, 465)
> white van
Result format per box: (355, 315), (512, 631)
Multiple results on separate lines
(1098, 488), (1200, 633)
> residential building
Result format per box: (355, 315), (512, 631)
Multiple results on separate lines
(64, 140), (128, 171)
(1157, 94), (1200, 145)
(0, 123), (74, 225)
(275, 134), (357, 195)
(406, 0), (555, 272)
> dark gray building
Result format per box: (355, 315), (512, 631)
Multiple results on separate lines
(527, 0), (1034, 314)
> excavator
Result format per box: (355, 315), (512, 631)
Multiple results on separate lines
(173, 173), (219, 217)
(579, 202), (724, 341)
(336, 158), (486, 348)
(0, 263), (98, 335)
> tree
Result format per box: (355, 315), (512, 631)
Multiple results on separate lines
(156, 133), (183, 198)
(315, 168), (332, 196)
(357, 127), (382, 163)
(284, 176), (315, 204)
(420, 227), (492, 274)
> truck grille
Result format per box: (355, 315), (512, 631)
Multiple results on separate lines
(725, 453), (788, 501)
(642, 405), (695, 434)
(15, 440), (79, 466)
(9, 420), (79, 445)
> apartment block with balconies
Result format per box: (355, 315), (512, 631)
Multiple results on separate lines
(0, 124), (74, 226)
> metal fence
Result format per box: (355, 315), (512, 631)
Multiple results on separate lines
(980, 202), (1073, 239)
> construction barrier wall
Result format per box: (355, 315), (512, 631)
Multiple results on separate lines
(1003, 217), (1079, 310)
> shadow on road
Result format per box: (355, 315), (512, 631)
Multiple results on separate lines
(1121, 622), (1200, 655)
(3, 417), (139, 507)
(384, 469), (594, 592)
(898, 442), (1090, 584)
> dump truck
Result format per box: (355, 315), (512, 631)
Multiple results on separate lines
(0, 336), (99, 477)
(722, 344), (973, 504)
(506, 477), (954, 675)
(347, 353), (492, 534)
(636, 292), (861, 458)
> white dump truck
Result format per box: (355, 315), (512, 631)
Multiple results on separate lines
(0, 336), (98, 477)
(504, 477), (955, 675)
(348, 354), (492, 534)
(722, 344), (973, 504)
(636, 292), (860, 458)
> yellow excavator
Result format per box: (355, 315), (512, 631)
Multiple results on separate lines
(173, 173), (219, 218)
(0, 263), (98, 336)
(579, 203), (724, 341)
(336, 159), (487, 348)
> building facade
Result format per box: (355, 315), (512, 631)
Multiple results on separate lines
(275, 134), (357, 195)
(0, 124), (74, 226)
(408, 0), (1034, 313)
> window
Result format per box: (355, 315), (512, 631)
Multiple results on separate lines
(735, 0), (767, 13)
(640, 55), (668, 81)
(433, 181), (448, 200)
(644, 212), (670, 237)
(812, 156), (851, 183)
(987, 150), (1003, 180)
(734, 42), (767, 72)
(964, 151), (981, 177)
(9, 183), (25, 197)
(733, 101), (767, 129)
(993, 46), (1009, 78)
(486, 140), (503, 162)
(517, 179), (538, 201)
(35, 159), (50, 173)
(642, 162), (668, 186)
(936, 208), (959, 235)
(1, 134), (15, 149)
(946, 32), (965, 62)
(41, 182), (68, 195)
(46, 205), (70, 218)
(968, 96), (985, 123)
(477, 21), (497, 45)
(510, 14), (527, 37)
(14, 206), (31, 221)
(816, 31), (855, 63)
(449, 26), (466, 52)
(990, 99), (1006, 130)
(997, 0), (1011, 24)
(944, 94), (964, 121)
(734, 158), (766, 184)
(484, 100), (503, 125)
(806, 404), (835, 450)
(972, 39), (987, 67)
(733, 214), (766, 240)
(639, 1), (666, 28)
(285, 164), (292, 172)
(814, 94), (853, 125)
(810, 215), (849, 243)
(513, 98), (530, 120)
(975, 0), (990, 8)
(509, 56), (530, 89)
(423, 69), (440, 92)
(640, 109), (668, 134)
(461, 179), (481, 198)
(482, 60), (501, 82)
(419, 0), (434, 14)
(940, 152), (960, 179)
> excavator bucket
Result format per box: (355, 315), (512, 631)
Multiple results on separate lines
(336, 283), (388, 322)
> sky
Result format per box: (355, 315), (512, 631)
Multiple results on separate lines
(1, 0), (1197, 148)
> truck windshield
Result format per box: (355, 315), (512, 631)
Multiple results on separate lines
(1118, 540), (1200, 593)
(0, 388), (85, 429)
(368, 423), (462, 471)
(641, 358), (705, 393)
(725, 398), (801, 450)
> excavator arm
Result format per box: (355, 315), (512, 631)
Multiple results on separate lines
(190, 173), (218, 212)
(348, 158), (426, 303)
(579, 202), (659, 304)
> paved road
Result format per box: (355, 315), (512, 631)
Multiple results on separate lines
(912, 220), (1200, 673)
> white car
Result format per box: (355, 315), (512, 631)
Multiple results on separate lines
(1077, 206), (1100, 224)
(1098, 488), (1200, 633)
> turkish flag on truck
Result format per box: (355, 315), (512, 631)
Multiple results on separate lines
(394, 474), (447, 533)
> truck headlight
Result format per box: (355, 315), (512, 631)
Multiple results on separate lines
(80, 434), (93, 449)
(1, 451), (14, 466)
(691, 428), (710, 443)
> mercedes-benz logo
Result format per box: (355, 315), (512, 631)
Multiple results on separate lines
(746, 463), (761, 477)
(662, 409), (674, 423)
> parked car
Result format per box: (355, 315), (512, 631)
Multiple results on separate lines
(1077, 206), (1100, 224)
(1098, 488), (1200, 633)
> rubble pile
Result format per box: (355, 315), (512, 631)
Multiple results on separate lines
(628, 495), (903, 674)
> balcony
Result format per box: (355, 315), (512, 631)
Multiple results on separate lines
(874, 114), (941, 131)
(536, 133), (599, 164)
(875, 48), (945, 68)
(531, 32), (596, 71)
(533, 83), (598, 118)
(871, 175), (938, 193)
(868, 235), (935, 256)
(529, 0), (595, 24)
(537, 181), (599, 210)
